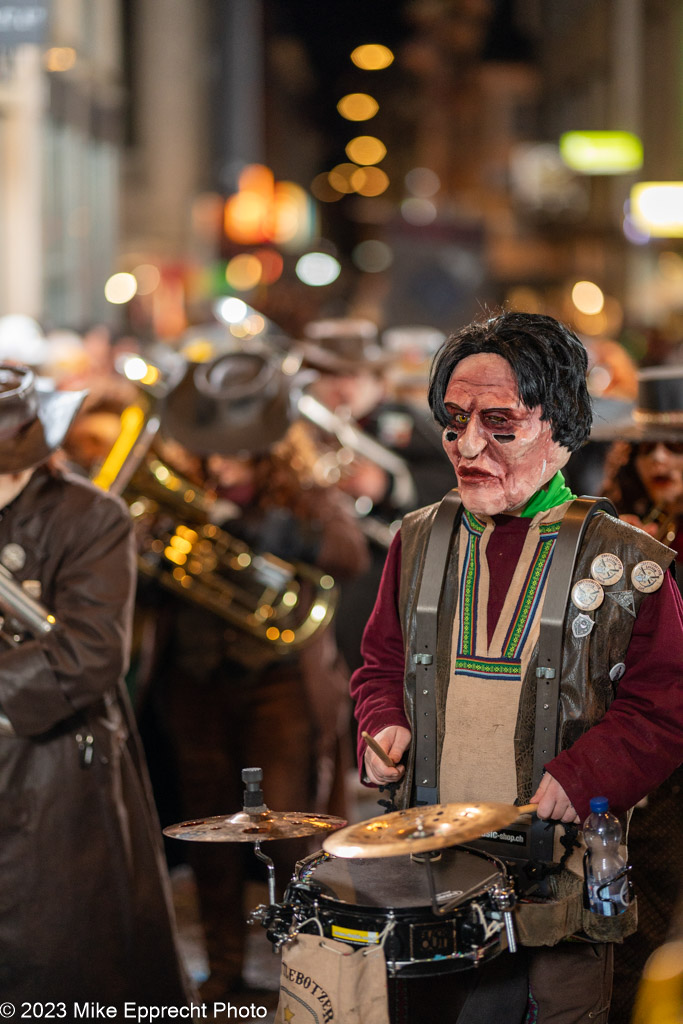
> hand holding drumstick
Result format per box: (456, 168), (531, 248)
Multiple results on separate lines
(362, 727), (410, 786)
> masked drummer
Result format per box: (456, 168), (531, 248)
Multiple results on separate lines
(0, 363), (195, 1007)
(351, 311), (683, 1024)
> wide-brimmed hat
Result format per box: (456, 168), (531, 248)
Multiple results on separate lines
(591, 365), (683, 443)
(296, 317), (395, 374)
(161, 350), (294, 457)
(0, 363), (88, 473)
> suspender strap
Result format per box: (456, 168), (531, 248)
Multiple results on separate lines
(413, 490), (462, 805)
(529, 496), (616, 861)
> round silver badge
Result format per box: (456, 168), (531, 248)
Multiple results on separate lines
(0, 542), (26, 573)
(590, 553), (624, 587)
(631, 560), (665, 593)
(609, 662), (626, 682)
(571, 578), (605, 612)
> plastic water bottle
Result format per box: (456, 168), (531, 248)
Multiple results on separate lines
(583, 796), (630, 916)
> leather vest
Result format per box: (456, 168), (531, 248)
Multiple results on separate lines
(398, 504), (674, 805)
(396, 504), (675, 943)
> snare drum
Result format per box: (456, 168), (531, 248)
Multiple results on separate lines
(286, 845), (511, 977)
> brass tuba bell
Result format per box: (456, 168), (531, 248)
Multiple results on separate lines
(125, 453), (338, 665)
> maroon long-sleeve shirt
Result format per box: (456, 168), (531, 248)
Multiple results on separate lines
(350, 515), (683, 821)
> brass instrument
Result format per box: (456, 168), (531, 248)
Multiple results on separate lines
(296, 392), (417, 548)
(91, 350), (346, 662)
(641, 504), (680, 546)
(0, 565), (57, 644)
(297, 392), (417, 509)
(0, 565), (58, 735)
(117, 448), (338, 665)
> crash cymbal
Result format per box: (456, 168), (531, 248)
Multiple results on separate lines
(322, 801), (537, 858)
(164, 809), (347, 843)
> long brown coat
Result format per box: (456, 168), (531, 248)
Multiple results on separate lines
(0, 465), (194, 1005)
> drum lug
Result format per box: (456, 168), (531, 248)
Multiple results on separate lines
(491, 883), (518, 954)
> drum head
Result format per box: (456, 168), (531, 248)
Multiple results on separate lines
(308, 846), (501, 910)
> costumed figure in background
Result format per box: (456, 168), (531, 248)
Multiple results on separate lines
(0, 363), (195, 1007)
(351, 312), (683, 1024)
(297, 317), (455, 673)
(563, 333), (638, 496)
(597, 364), (683, 1024)
(139, 349), (369, 1002)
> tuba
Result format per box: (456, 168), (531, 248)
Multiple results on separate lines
(94, 351), (338, 665)
(124, 453), (337, 665)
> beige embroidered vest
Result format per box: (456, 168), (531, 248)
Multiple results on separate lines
(440, 504), (571, 805)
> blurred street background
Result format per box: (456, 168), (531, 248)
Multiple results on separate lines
(2, 0), (683, 360)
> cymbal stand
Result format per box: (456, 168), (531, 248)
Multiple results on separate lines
(253, 840), (276, 907)
(241, 767), (278, 906)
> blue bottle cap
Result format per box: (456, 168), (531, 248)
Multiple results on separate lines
(590, 796), (609, 813)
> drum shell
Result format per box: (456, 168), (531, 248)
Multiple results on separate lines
(286, 845), (509, 977)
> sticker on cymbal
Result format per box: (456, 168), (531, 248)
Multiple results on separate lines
(631, 561), (664, 593)
(571, 578), (604, 611)
(572, 613), (594, 638)
(590, 553), (623, 587)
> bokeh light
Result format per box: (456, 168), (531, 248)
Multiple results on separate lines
(253, 248), (284, 284)
(350, 44), (394, 70)
(400, 197), (437, 225)
(352, 240), (393, 273)
(571, 280), (605, 315)
(559, 131), (643, 174)
(345, 136), (387, 166)
(214, 297), (248, 324)
(295, 253), (341, 287)
(328, 163), (359, 194)
(337, 93), (379, 121)
(350, 166), (389, 196)
(133, 263), (161, 295)
(44, 47), (77, 72)
(104, 272), (137, 304)
(311, 173), (343, 203)
(630, 182), (683, 237)
(405, 167), (440, 198)
(224, 190), (270, 245)
(225, 253), (262, 290)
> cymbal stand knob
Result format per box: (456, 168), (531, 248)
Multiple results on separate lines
(253, 839), (277, 907)
(242, 766), (268, 813)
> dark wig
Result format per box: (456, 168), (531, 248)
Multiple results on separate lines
(428, 311), (592, 452)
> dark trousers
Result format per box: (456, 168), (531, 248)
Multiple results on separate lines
(387, 942), (613, 1024)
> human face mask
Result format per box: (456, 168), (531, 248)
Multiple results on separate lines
(441, 353), (570, 516)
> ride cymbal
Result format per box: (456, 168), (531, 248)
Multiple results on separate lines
(164, 809), (347, 843)
(322, 801), (537, 858)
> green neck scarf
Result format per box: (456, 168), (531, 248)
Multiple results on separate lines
(520, 470), (576, 518)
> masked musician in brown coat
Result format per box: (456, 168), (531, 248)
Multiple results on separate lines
(0, 363), (195, 1007)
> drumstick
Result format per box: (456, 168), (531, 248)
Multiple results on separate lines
(361, 730), (397, 768)
(515, 804), (538, 815)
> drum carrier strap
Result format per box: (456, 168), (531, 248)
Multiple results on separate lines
(414, 489), (463, 806)
(412, 491), (617, 876)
